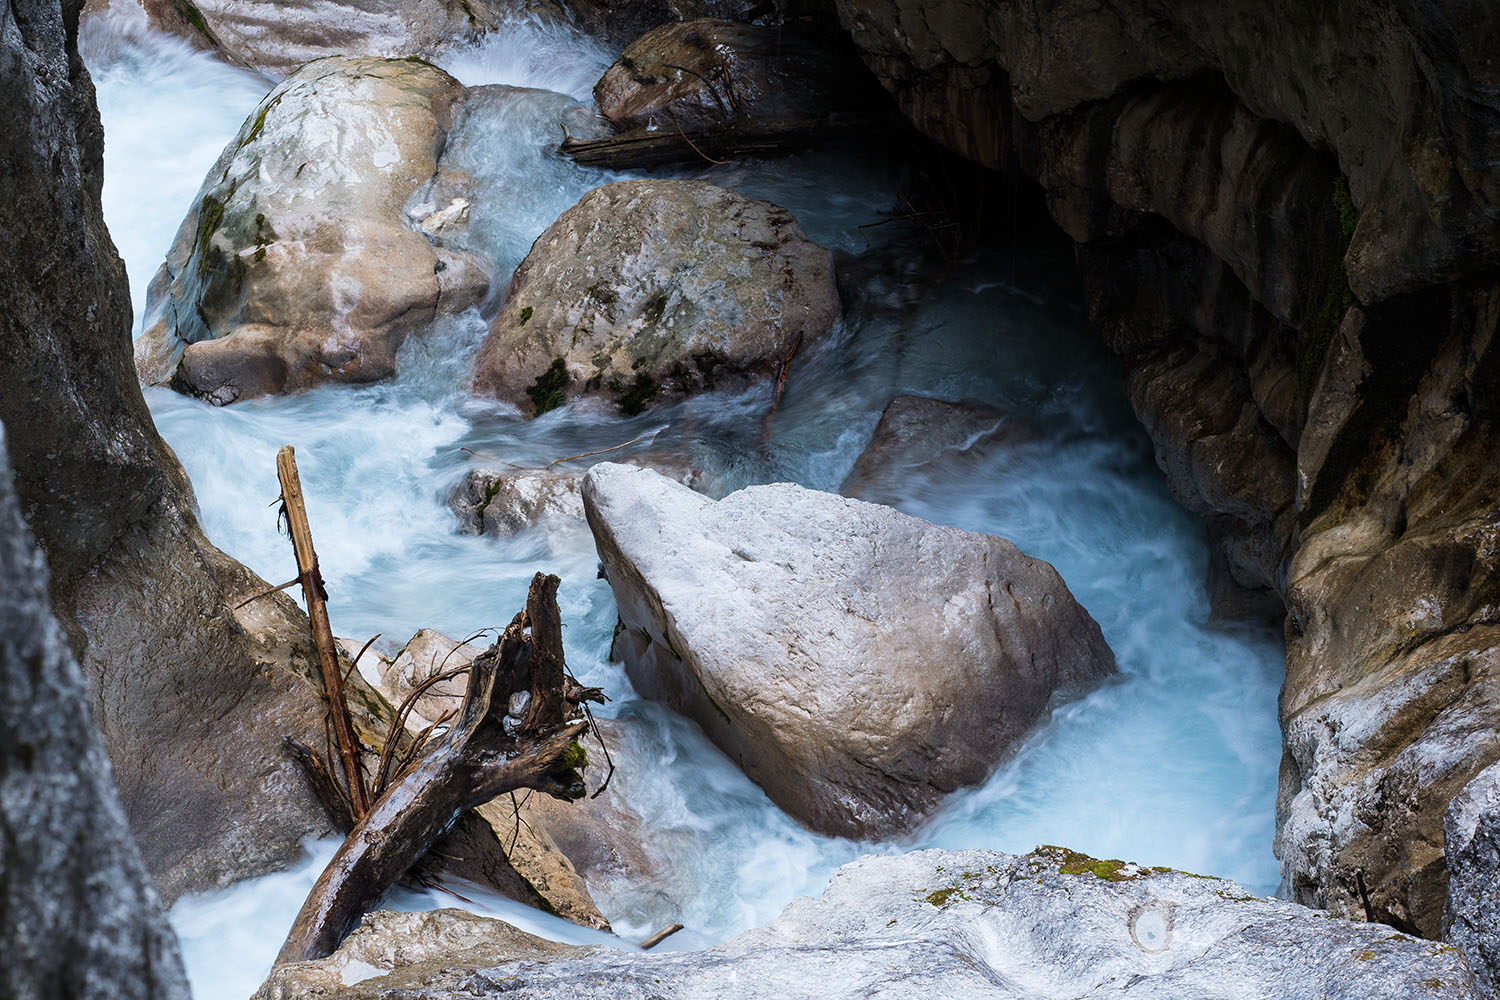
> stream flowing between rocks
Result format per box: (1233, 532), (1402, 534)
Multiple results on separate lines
(86, 14), (1285, 999)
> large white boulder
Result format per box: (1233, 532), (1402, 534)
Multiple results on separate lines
(253, 847), (1478, 998)
(581, 462), (1116, 838)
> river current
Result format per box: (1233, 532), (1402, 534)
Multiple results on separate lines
(84, 14), (1286, 998)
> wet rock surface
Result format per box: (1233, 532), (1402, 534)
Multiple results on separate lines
(582, 462), (1115, 838)
(1443, 761), (1500, 993)
(838, 0), (1500, 936)
(83, 0), (492, 77)
(253, 847), (1477, 999)
(136, 56), (488, 403)
(472, 179), (840, 417)
(0, 422), (189, 999)
(839, 394), (1030, 504)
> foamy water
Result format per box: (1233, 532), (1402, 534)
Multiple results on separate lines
(86, 14), (1284, 998)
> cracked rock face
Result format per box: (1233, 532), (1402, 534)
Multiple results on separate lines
(471, 179), (841, 417)
(581, 462), (1115, 838)
(1443, 761), (1500, 993)
(135, 56), (490, 403)
(254, 847), (1476, 999)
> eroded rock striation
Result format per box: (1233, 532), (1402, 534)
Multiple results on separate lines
(254, 847), (1476, 999)
(582, 462), (1114, 838)
(1443, 761), (1500, 991)
(472, 180), (841, 417)
(837, 0), (1500, 939)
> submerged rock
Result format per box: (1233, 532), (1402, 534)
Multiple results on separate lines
(253, 846), (1476, 998)
(135, 57), (489, 403)
(839, 394), (1032, 503)
(582, 462), (1115, 838)
(1444, 761), (1500, 993)
(470, 180), (840, 417)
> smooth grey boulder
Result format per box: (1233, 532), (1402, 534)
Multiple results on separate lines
(1444, 760), (1500, 993)
(582, 462), (1115, 838)
(253, 846), (1477, 998)
(0, 425), (189, 1000)
(471, 180), (841, 417)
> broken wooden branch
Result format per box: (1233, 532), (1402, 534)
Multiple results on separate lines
(639, 923), (685, 950)
(277, 445), (370, 819)
(274, 572), (603, 965)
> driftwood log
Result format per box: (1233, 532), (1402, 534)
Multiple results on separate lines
(560, 116), (834, 170)
(274, 572), (602, 965)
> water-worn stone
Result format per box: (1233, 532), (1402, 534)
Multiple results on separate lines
(839, 394), (1030, 504)
(471, 179), (840, 417)
(582, 462), (1115, 838)
(253, 846), (1477, 999)
(0, 425), (189, 1000)
(0, 0), (379, 901)
(448, 456), (705, 537)
(136, 57), (489, 403)
(83, 0), (493, 77)
(1443, 761), (1500, 993)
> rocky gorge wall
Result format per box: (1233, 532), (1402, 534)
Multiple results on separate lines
(836, 0), (1500, 944)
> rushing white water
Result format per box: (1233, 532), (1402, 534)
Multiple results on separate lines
(86, 14), (1286, 998)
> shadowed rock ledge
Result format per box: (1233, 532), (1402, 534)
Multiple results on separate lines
(834, 0), (1500, 948)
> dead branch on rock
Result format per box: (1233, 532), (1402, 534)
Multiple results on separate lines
(274, 572), (604, 965)
(639, 923), (685, 950)
(278, 445), (370, 820)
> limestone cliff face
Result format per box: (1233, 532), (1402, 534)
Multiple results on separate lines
(836, 0), (1500, 946)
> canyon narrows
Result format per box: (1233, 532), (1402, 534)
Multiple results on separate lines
(2, 0), (1495, 996)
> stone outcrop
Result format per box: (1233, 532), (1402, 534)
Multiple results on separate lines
(1, 0), (363, 901)
(471, 179), (841, 417)
(836, 0), (1500, 938)
(540, 0), (834, 52)
(0, 423), (189, 1000)
(135, 57), (490, 403)
(1443, 761), (1500, 993)
(254, 847), (1476, 999)
(839, 394), (1029, 504)
(82, 0), (493, 77)
(582, 462), (1115, 838)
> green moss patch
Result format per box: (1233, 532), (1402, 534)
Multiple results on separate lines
(525, 358), (570, 416)
(1041, 845), (1160, 882)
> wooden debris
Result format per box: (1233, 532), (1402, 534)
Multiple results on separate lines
(277, 445), (370, 819)
(274, 573), (604, 965)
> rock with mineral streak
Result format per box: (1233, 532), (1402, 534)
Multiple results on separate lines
(470, 180), (840, 417)
(582, 462), (1116, 838)
(251, 847), (1477, 999)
